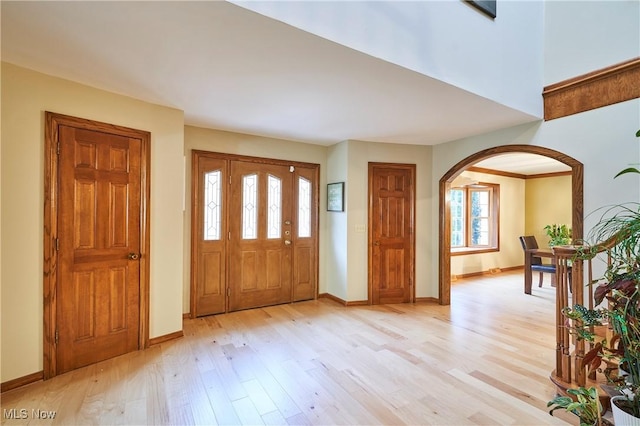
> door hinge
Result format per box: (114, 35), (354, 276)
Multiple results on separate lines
(227, 288), (231, 297)
(228, 231), (231, 240)
(55, 330), (59, 345)
(55, 238), (59, 251)
(56, 142), (60, 155)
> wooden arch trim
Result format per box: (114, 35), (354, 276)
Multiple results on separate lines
(438, 144), (583, 305)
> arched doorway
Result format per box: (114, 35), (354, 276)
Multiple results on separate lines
(438, 145), (583, 304)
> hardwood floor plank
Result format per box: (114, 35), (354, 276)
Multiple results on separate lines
(200, 369), (241, 425)
(1, 271), (571, 425)
(447, 367), (566, 425)
(261, 409), (287, 425)
(232, 397), (264, 426)
(242, 379), (278, 416)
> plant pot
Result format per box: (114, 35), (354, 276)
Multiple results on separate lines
(611, 395), (640, 426)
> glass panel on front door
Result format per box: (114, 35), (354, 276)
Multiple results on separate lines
(204, 170), (222, 241)
(242, 174), (258, 239)
(298, 177), (311, 238)
(267, 175), (282, 239)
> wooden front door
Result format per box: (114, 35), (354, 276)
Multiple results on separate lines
(369, 163), (415, 304)
(45, 112), (150, 377)
(228, 161), (293, 311)
(191, 152), (319, 316)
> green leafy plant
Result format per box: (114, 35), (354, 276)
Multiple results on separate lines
(556, 129), (640, 419)
(544, 223), (572, 246)
(614, 129), (640, 178)
(548, 386), (602, 426)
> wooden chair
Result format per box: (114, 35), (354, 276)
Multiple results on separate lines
(519, 235), (557, 292)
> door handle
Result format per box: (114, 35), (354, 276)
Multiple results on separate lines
(284, 240), (292, 246)
(128, 253), (140, 260)
(374, 241), (380, 246)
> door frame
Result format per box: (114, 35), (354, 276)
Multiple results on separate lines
(439, 144), (583, 305)
(43, 112), (151, 379)
(367, 162), (416, 304)
(190, 150), (320, 317)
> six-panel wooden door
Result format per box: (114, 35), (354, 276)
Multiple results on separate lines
(369, 163), (416, 305)
(57, 125), (142, 374)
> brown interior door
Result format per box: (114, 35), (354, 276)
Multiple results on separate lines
(228, 161), (293, 311)
(193, 157), (228, 316)
(57, 125), (141, 374)
(369, 163), (415, 305)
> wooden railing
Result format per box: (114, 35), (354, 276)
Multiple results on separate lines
(551, 245), (588, 389)
(550, 240), (617, 391)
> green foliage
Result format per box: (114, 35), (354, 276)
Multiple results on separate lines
(544, 223), (572, 246)
(548, 387), (602, 425)
(613, 129), (640, 178)
(561, 129), (640, 418)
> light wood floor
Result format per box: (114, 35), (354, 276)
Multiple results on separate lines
(1, 271), (573, 425)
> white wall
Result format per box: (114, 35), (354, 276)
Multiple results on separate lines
(544, 0), (640, 84)
(183, 125), (329, 311)
(232, 0), (544, 117)
(346, 140), (432, 301)
(1, 63), (185, 383)
(450, 170), (525, 276)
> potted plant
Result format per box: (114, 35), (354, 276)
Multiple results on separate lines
(545, 223), (572, 247)
(557, 129), (640, 424)
(548, 386), (603, 425)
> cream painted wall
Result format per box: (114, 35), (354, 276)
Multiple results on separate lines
(525, 175), (572, 248)
(346, 140), (432, 301)
(450, 171), (525, 276)
(183, 125), (328, 313)
(325, 141), (349, 301)
(1, 63), (185, 383)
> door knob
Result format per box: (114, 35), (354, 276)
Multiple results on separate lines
(128, 253), (140, 260)
(284, 240), (292, 246)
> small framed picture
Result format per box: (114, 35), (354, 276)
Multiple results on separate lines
(327, 182), (344, 212)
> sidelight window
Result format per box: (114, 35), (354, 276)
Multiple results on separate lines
(298, 177), (311, 238)
(203, 170), (222, 241)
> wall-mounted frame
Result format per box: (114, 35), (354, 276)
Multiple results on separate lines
(327, 182), (344, 212)
(466, 0), (496, 19)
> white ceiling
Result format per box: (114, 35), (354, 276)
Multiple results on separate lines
(474, 153), (572, 175)
(2, 0), (541, 147)
(1, 1), (568, 174)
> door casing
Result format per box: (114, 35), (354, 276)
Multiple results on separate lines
(43, 112), (151, 379)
